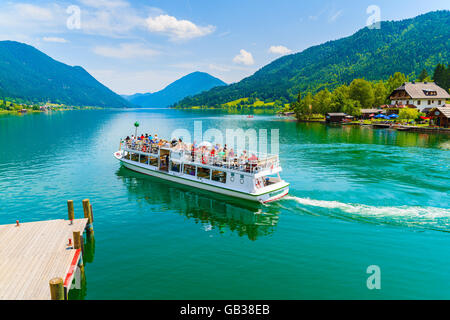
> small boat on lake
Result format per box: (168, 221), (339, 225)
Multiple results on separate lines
(114, 135), (289, 203)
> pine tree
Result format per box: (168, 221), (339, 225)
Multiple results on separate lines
(417, 69), (429, 82)
(432, 64), (446, 87)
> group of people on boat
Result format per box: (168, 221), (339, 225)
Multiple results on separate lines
(123, 134), (262, 169)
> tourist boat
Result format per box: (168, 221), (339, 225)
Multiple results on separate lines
(113, 138), (289, 203)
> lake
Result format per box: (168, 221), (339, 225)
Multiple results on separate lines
(0, 108), (449, 299)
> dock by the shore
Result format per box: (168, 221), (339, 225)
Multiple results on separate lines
(0, 199), (94, 300)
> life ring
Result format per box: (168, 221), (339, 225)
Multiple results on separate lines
(256, 180), (261, 188)
(142, 145), (147, 152)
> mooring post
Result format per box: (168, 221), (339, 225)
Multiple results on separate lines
(82, 199), (94, 238)
(73, 231), (81, 250)
(67, 200), (74, 223)
(89, 204), (94, 223)
(49, 277), (64, 300)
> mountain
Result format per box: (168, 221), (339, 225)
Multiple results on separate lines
(177, 10), (450, 108)
(0, 41), (130, 108)
(124, 72), (226, 108)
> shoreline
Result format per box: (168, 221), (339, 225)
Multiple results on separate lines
(295, 118), (450, 134)
(0, 106), (103, 115)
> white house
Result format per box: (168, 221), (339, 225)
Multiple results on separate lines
(389, 82), (450, 111)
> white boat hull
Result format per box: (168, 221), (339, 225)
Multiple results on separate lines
(114, 152), (289, 203)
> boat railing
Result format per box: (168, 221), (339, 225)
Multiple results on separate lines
(120, 140), (280, 174)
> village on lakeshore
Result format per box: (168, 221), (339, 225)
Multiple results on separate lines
(319, 81), (450, 130)
(0, 100), (99, 114)
(282, 66), (450, 133)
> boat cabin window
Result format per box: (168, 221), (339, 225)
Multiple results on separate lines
(149, 156), (158, 167)
(184, 164), (196, 176)
(140, 155), (148, 164)
(170, 161), (180, 172)
(197, 167), (210, 179)
(212, 170), (226, 183)
(125, 152), (131, 160)
(131, 153), (139, 162)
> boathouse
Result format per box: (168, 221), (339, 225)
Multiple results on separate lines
(427, 105), (450, 128)
(389, 82), (450, 111)
(325, 113), (347, 123)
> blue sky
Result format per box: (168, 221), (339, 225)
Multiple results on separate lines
(0, 0), (448, 94)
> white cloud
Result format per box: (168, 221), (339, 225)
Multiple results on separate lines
(269, 45), (292, 55)
(233, 49), (254, 66)
(15, 3), (54, 21)
(329, 10), (343, 22)
(79, 2), (149, 37)
(79, 0), (129, 9)
(0, 3), (64, 31)
(209, 64), (230, 72)
(146, 14), (215, 41)
(43, 37), (68, 43)
(93, 43), (160, 59)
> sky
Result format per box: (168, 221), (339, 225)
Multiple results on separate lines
(0, 0), (448, 95)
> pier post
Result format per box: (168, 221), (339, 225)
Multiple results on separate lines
(82, 199), (94, 238)
(73, 231), (81, 250)
(67, 200), (74, 222)
(89, 204), (94, 223)
(49, 277), (64, 300)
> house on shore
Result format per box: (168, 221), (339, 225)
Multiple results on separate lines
(427, 105), (450, 128)
(389, 82), (450, 111)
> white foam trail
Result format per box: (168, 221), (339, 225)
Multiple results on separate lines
(284, 196), (450, 219)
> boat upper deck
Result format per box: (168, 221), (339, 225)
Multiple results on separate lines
(120, 138), (280, 175)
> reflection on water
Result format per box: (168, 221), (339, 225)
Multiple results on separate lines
(68, 237), (95, 300)
(293, 122), (449, 149)
(116, 167), (280, 240)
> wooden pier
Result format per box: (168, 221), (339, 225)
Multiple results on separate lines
(0, 199), (94, 300)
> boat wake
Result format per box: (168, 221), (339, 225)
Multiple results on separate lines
(283, 196), (450, 232)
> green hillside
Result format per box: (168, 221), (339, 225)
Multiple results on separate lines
(176, 10), (450, 108)
(0, 41), (130, 108)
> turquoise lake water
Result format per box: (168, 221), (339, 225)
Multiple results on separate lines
(0, 109), (449, 299)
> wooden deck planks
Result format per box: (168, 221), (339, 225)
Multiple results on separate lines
(0, 218), (88, 300)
